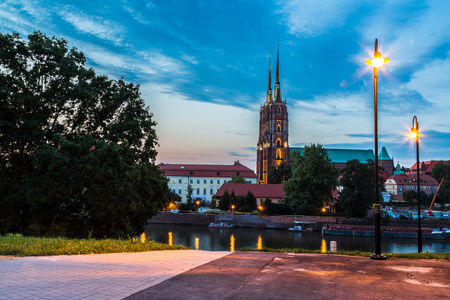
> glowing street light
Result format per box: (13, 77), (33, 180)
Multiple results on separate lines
(407, 115), (422, 253)
(367, 39), (388, 260)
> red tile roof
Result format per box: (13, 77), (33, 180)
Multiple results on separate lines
(158, 162), (257, 178)
(387, 173), (439, 186)
(215, 183), (284, 199)
(408, 160), (450, 174)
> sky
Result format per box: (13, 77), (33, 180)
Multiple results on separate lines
(2, 0), (450, 171)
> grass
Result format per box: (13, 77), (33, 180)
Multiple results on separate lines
(0, 234), (187, 257)
(239, 247), (450, 260)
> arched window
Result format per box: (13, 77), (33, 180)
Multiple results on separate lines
(277, 106), (281, 114)
(276, 139), (281, 147)
(276, 149), (281, 159)
(277, 124), (281, 132)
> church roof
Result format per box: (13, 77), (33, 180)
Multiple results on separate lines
(215, 183), (284, 199)
(158, 162), (257, 178)
(378, 147), (391, 160)
(290, 147), (374, 164)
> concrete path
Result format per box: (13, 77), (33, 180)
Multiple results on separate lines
(0, 250), (230, 300)
(127, 252), (450, 300)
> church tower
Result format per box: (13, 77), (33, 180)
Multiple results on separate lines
(257, 45), (289, 184)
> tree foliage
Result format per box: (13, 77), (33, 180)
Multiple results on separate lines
(268, 160), (292, 184)
(430, 163), (450, 204)
(0, 32), (166, 237)
(228, 175), (250, 184)
(339, 159), (375, 218)
(218, 190), (232, 210)
(283, 144), (339, 211)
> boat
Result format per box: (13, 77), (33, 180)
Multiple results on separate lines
(322, 224), (450, 240)
(208, 222), (233, 228)
(288, 221), (313, 232)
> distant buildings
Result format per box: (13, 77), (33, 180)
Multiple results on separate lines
(385, 173), (439, 198)
(159, 161), (257, 203)
(407, 160), (450, 175)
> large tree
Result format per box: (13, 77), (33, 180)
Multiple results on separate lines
(0, 32), (166, 237)
(283, 144), (339, 211)
(339, 159), (375, 218)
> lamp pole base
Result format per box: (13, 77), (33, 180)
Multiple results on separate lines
(370, 254), (387, 260)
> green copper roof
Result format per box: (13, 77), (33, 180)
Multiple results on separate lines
(290, 147), (374, 164)
(378, 147), (391, 160)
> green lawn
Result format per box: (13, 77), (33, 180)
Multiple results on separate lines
(0, 234), (187, 256)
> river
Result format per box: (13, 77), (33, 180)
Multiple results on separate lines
(145, 224), (450, 253)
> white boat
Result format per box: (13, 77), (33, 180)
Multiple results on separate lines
(288, 222), (313, 232)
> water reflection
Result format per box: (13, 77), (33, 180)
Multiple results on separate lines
(146, 224), (450, 253)
(195, 237), (199, 250)
(257, 235), (263, 250)
(230, 234), (235, 252)
(168, 232), (173, 246)
(321, 239), (327, 253)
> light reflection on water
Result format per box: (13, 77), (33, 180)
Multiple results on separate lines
(146, 224), (450, 253)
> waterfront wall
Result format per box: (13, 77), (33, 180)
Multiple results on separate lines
(149, 212), (450, 229)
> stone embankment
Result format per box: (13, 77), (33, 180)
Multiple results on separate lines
(149, 211), (450, 230)
(149, 212), (450, 230)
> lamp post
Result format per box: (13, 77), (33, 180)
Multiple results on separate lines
(366, 39), (388, 260)
(407, 115), (422, 253)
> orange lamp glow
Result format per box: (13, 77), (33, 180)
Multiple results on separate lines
(366, 39), (389, 68)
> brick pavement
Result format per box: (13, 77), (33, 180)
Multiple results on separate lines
(0, 250), (231, 300)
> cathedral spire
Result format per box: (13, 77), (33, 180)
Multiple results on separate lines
(274, 44), (282, 102)
(266, 53), (273, 103)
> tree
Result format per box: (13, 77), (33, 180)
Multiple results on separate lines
(339, 159), (376, 218)
(431, 163), (450, 204)
(236, 191), (257, 212)
(283, 144), (339, 212)
(185, 184), (194, 210)
(0, 32), (166, 237)
(228, 175), (250, 183)
(402, 190), (417, 202)
(218, 190), (232, 211)
(268, 161), (292, 184)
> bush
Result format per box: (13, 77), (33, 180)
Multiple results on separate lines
(295, 205), (321, 216)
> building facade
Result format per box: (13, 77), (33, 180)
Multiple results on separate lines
(215, 183), (284, 206)
(256, 46), (289, 184)
(159, 161), (257, 203)
(384, 173), (439, 198)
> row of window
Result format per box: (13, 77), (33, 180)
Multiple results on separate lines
(390, 185), (437, 191)
(172, 178), (228, 184)
(171, 187), (219, 195)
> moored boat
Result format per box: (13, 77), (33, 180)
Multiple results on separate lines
(208, 222), (233, 228)
(288, 221), (313, 232)
(322, 224), (450, 239)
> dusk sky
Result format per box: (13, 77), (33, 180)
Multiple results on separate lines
(2, 0), (450, 171)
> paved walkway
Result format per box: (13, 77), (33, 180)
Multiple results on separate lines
(0, 250), (231, 300)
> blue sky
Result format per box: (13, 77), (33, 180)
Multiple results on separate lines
(2, 0), (450, 171)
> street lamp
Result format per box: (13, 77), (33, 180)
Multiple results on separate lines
(196, 200), (201, 212)
(366, 39), (388, 260)
(407, 115), (422, 253)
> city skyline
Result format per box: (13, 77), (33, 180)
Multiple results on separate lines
(2, 1), (450, 171)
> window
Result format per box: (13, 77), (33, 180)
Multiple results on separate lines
(203, 188), (206, 195)
(210, 188), (213, 195)
(276, 139), (281, 147)
(277, 106), (281, 114)
(276, 149), (281, 159)
(178, 189), (181, 195)
(217, 180), (220, 184)
(173, 179), (176, 183)
(196, 188), (200, 194)
(197, 179), (200, 184)
(178, 179), (182, 184)
(190, 179), (193, 184)
(277, 124), (281, 132)
(224, 180), (227, 183)
(203, 179), (207, 184)
(210, 179), (213, 184)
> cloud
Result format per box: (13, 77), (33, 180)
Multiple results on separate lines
(58, 7), (125, 44)
(276, 0), (359, 37)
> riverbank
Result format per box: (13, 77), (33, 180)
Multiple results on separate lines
(149, 211), (450, 230)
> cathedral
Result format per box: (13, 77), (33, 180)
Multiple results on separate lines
(256, 46), (394, 184)
(256, 46), (290, 184)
